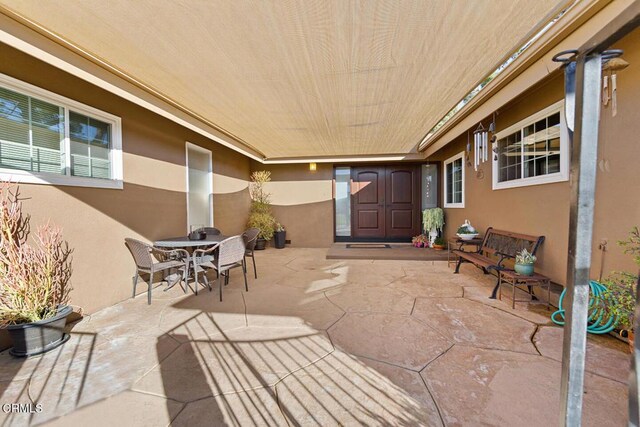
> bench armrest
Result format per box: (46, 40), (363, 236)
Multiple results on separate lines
(495, 252), (514, 268)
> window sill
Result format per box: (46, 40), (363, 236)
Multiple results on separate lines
(444, 203), (465, 209)
(0, 170), (123, 190)
(492, 172), (568, 190)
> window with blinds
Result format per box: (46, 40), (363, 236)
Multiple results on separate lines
(0, 87), (64, 174)
(0, 75), (121, 187)
(492, 101), (568, 190)
(69, 112), (111, 179)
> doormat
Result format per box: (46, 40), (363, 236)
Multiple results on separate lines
(346, 244), (392, 249)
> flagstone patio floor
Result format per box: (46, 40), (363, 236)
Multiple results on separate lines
(0, 248), (630, 426)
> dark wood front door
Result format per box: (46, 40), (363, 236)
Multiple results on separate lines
(351, 165), (420, 239)
(385, 166), (420, 238)
(352, 167), (386, 238)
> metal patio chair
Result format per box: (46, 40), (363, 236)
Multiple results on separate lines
(193, 235), (247, 301)
(201, 227), (222, 235)
(189, 241), (220, 295)
(243, 227), (260, 279)
(124, 238), (189, 304)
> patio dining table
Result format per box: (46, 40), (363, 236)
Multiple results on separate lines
(153, 234), (227, 291)
(154, 234), (227, 249)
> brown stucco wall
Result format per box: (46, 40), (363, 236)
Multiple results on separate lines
(0, 42), (251, 318)
(250, 162), (334, 248)
(429, 28), (640, 286)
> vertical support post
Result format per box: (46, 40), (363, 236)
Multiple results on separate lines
(559, 52), (602, 426)
(630, 272), (640, 427)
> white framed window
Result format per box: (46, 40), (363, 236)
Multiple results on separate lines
(444, 151), (465, 208)
(185, 142), (213, 231)
(492, 100), (568, 190)
(0, 73), (122, 189)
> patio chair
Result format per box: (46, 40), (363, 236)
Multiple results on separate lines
(243, 227), (260, 279)
(201, 227), (221, 235)
(124, 238), (189, 305)
(193, 235), (247, 301)
(189, 241), (220, 295)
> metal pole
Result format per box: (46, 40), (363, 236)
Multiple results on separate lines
(559, 52), (602, 426)
(630, 271), (640, 427)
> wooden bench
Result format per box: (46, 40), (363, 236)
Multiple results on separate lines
(453, 228), (545, 299)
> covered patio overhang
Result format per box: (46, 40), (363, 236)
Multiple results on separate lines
(0, 1), (638, 425)
(0, 0), (583, 162)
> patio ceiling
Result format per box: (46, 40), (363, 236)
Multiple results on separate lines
(0, 1), (570, 160)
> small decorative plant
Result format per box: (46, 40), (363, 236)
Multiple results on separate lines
(602, 227), (640, 349)
(514, 248), (536, 276)
(603, 272), (637, 331)
(423, 208), (444, 247)
(273, 222), (286, 249)
(247, 171), (276, 242)
(515, 248), (536, 265)
(457, 225), (474, 234)
(412, 234), (428, 248)
(422, 208), (444, 234)
(0, 185), (73, 326)
(432, 237), (446, 250)
(456, 219), (476, 235)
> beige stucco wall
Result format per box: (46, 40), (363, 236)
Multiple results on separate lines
(0, 43), (251, 318)
(250, 162), (334, 248)
(430, 29), (640, 286)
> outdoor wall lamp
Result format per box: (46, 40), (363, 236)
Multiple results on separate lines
(309, 162), (317, 172)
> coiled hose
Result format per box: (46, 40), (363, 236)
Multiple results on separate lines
(551, 280), (618, 334)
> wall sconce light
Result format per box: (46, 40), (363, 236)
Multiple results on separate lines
(309, 162), (317, 172)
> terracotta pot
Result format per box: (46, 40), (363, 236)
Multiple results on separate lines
(433, 244), (445, 250)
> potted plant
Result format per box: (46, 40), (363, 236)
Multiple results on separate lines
(432, 237), (446, 250)
(247, 171), (276, 250)
(422, 208), (444, 247)
(514, 248), (536, 276)
(412, 234), (428, 248)
(602, 227), (640, 352)
(456, 219), (479, 241)
(0, 185), (73, 357)
(274, 223), (286, 249)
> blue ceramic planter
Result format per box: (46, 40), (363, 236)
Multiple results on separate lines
(514, 263), (534, 276)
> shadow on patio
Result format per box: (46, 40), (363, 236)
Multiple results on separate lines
(144, 312), (437, 425)
(0, 248), (630, 426)
(0, 330), (97, 426)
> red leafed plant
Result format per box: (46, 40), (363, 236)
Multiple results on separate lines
(0, 184), (73, 325)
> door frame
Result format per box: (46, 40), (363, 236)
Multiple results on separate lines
(333, 162), (427, 242)
(185, 141), (213, 232)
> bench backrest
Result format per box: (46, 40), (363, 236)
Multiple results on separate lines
(480, 227), (544, 259)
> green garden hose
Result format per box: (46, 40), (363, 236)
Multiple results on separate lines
(551, 280), (618, 334)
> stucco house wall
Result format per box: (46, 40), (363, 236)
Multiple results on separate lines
(0, 42), (252, 317)
(429, 29), (640, 286)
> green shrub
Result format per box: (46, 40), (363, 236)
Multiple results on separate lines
(248, 211), (275, 240)
(602, 227), (640, 330)
(248, 171), (276, 240)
